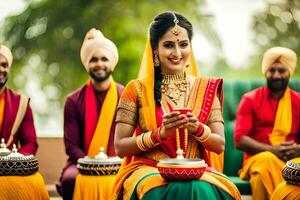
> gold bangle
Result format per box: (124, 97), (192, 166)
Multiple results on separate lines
(143, 131), (152, 148)
(136, 134), (148, 151)
(144, 131), (159, 148)
(136, 131), (158, 151)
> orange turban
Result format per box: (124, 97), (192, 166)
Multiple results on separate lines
(0, 44), (13, 68)
(80, 28), (118, 71)
(262, 47), (297, 76)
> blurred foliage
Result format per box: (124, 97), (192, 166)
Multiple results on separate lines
(0, 0), (221, 133)
(249, 0), (300, 78)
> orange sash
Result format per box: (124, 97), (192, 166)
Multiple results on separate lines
(85, 79), (118, 156)
(269, 87), (292, 145)
(0, 92), (5, 133)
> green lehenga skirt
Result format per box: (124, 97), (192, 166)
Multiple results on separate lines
(129, 171), (236, 200)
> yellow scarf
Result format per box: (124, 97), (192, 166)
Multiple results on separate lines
(269, 87), (292, 145)
(87, 80), (118, 156)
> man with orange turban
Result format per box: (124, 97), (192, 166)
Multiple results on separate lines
(56, 28), (124, 200)
(0, 44), (38, 155)
(234, 47), (300, 200)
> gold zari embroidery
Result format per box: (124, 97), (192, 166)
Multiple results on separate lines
(116, 99), (138, 125)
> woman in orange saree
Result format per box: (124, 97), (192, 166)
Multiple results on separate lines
(113, 11), (241, 200)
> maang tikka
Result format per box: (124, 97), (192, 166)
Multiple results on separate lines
(171, 13), (181, 36)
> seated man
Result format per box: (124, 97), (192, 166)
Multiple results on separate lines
(0, 43), (38, 155)
(0, 44), (48, 199)
(234, 47), (300, 200)
(57, 28), (124, 200)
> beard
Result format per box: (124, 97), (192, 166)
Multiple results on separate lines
(0, 72), (8, 89)
(267, 78), (289, 92)
(88, 66), (112, 83)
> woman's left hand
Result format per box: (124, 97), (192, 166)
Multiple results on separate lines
(183, 112), (200, 134)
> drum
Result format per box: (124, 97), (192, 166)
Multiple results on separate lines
(0, 144), (39, 176)
(282, 159), (300, 186)
(77, 147), (123, 176)
(77, 156), (122, 176)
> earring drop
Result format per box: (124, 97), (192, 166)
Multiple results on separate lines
(154, 53), (160, 67)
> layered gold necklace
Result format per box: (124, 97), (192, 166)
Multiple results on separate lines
(160, 72), (188, 106)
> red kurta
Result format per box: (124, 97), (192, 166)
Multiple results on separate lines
(0, 88), (37, 155)
(234, 86), (300, 160)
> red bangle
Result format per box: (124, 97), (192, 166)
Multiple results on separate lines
(150, 130), (156, 144)
(194, 124), (204, 137)
(153, 128), (163, 143)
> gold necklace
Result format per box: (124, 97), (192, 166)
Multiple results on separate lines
(160, 72), (188, 105)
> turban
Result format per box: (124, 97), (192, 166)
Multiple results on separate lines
(0, 44), (13, 68)
(80, 28), (118, 71)
(262, 47), (297, 76)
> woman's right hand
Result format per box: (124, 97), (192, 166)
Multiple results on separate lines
(160, 111), (189, 139)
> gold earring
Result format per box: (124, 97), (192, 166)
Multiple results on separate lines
(154, 53), (160, 67)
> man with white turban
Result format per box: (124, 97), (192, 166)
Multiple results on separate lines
(56, 28), (124, 200)
(0, 44), (38, 155)
(234, 47), (300, 200)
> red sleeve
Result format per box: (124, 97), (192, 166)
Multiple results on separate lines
(64, 96), (85, 162)
(234, 95), (254, 144)
(18, 100), (38, 155)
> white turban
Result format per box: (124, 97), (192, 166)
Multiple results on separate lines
(80, 28), (118, 71)
(262, 47), (297, 76)
(0, 44), (13, 68)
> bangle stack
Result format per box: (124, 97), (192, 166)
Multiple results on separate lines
(194, 124), (211, 143)
(136, 129), (162, 152)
